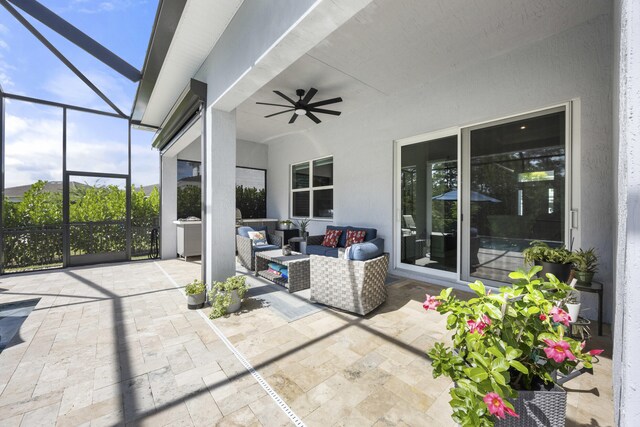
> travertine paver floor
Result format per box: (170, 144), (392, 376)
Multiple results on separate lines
(0, 259), (614, 426)
(0, 260), (289, 426)
(162, 260), (615, 427)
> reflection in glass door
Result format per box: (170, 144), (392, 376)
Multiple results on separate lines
(399, 135), (458, 273)
(462, 108), (566, 283)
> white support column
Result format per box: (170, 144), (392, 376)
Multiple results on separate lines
(614, 0), (640, 425)
(160, 154), (177, 259)
(203, 107), (236, 287)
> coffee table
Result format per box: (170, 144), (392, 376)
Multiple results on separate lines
(254, 250), (310, 293)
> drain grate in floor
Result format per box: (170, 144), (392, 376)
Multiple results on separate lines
(0, 298), (40, 352)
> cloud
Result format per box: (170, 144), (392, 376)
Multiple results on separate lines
(4, 108), (158, 188)
(43, 68), (133, 113)
(64, 0), (144, 14)
(0, 23), (14, 88)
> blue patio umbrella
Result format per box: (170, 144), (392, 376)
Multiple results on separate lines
(432, 190), (501, 203)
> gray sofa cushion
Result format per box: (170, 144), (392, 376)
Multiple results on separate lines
(348, 238), (384, 261)
(253, 244), (279, 252)
(306, 245), (331, 256)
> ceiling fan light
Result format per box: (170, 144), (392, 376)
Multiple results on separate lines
(295, 108), (307, 116)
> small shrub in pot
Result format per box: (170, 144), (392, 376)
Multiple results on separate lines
(184, 279), (206, 309)
(571, 248), (598, 286)
(209, 276), (248, 319)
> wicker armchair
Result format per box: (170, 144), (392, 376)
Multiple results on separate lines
(309, 253), (389, 315)
(236, 233), (282, 271)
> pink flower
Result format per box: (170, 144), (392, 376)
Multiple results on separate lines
(539, 313), (547, 321)
(483, 392), (518, 419)
(423, 294), (441, 311)
(588, 349), (604, 356)
(543, 339), (576, 363)
(467, 315), (491, 335)
(550, 306), (571, 326)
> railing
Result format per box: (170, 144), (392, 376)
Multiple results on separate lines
(2, 219), (160, 272)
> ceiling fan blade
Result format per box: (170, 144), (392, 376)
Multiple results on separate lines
(265, 109), (294, 118)
(256, 102), (294, 108)
(289, 113), (298, 124)
(308, 107), (341, 116)
(273, 90), (296, 105)
(306, 111), (321, 124)
(301, 87), (318, 105)
(306, 97), (343, 108)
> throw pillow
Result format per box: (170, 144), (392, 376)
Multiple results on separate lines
(321, 229), (342, 248)
(345, 230), (366, 247)
(247, 231), (268, 246)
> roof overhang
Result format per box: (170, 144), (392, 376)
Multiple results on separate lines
(131, 0), (188, 123)
(132, 0), (244, 127)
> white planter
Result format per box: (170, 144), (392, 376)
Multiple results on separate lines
(227, 289), (241, 313)
(566, 303), (581, 323)
(187, 291), (205, 309)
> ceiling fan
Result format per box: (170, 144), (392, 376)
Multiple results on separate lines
(256, 88), (342, 124)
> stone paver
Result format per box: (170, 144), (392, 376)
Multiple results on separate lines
(0, 260), (284, 425)
(0, 259), (615, 426)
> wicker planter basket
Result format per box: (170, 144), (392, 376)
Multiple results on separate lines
(495, 384), (566, 427)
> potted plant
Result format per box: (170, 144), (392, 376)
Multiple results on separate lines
(522, 241), (573, 282)
(571, 248), (598, 286)
(565, 291), (581, 325)
(424, 266), (603, 426)
(295, 218), (311, 238)
(209, 275), (248, 319)
(279, 219), (293, 230)
(184, 279), (206, 309)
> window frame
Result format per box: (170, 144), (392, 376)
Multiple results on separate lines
(290, 155), (333, 220)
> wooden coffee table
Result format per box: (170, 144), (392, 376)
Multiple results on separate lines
(254, 250), (310, 293)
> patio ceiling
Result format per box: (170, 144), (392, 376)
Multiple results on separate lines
(236, 0), (610, 143)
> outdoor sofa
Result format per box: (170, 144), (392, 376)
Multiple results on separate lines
(236, 226), (282, 271)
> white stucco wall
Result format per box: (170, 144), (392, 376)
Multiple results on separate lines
(266, 16), (614, 320)
(175, 137), (267, 170)
(613, 0), (640, 424)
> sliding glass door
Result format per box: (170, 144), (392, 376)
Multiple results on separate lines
(462, 108), (567, 283)
(398, 134), (458, 274)
(396, 106), (569, 285)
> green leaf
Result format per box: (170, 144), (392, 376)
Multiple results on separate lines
(491, 370), (508, 386)
(469, 281), (486, 296)
(505, 346), (522, 360)
(491, 357), (509, 372)
(484, 303), (502, 319)
(510, 360), (529, 374)
(508, 270), (526, 280)
(464, 367), (489, 382)
(486, 347), (504, 359)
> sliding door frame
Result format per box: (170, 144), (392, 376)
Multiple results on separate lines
(393, 127), (460, 281)
(393, 101), (577, 286)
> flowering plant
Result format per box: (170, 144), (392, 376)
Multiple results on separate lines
(425, 267), (602, 427)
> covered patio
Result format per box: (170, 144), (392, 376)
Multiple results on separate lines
(0, 259), (614, 425)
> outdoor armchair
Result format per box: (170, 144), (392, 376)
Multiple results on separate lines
(236, 226), (282, 271)
(309, 253), (389, 315)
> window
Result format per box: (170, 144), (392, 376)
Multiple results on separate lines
(291, 156), (333, 218)
(176, 162), (268, 219)
(236, 167), (266, 219)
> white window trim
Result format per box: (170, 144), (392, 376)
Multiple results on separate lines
(290, 155), (333, 220)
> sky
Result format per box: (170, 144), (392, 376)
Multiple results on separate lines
(0, 0), (159, 188)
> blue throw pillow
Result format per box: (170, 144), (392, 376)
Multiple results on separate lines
(348, 238), (384, 261)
